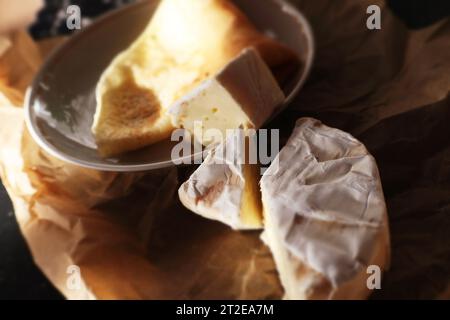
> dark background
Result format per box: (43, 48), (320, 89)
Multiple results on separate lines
(1, 0), (450, 300)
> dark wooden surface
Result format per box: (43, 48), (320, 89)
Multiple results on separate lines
(0, 0), (449, 300)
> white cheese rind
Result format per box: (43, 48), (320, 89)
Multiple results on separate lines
(260, 117), (390, 299)
(169, 47), (285, 145)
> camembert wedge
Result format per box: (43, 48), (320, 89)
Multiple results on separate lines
(169, 48), (285, 145)
(93, 0), (298, 156)
(260, 118), (391, 299)
(179, 130), (263, 230)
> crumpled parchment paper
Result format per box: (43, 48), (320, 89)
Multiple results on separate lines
(0, 0), (449, 299)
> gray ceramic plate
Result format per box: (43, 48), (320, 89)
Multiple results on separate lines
(25, 0), (314, 172)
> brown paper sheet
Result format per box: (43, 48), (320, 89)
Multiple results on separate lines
(0, 0), (449, 299)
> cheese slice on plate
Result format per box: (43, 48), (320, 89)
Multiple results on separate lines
(178, 130), (263, 230)
(92, 0), (298, 157)
(169, 48), (285, 145)
(260, 118), (390, 299)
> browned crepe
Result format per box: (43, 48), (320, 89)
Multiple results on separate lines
(0, 0), (449, 299)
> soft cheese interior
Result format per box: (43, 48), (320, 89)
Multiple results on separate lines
(169, 48), (285, 145)
(260, 118), (391, 299)
(179, 130), (263, 230)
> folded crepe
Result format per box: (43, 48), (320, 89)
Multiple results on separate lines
(93, 0), (299, 157)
